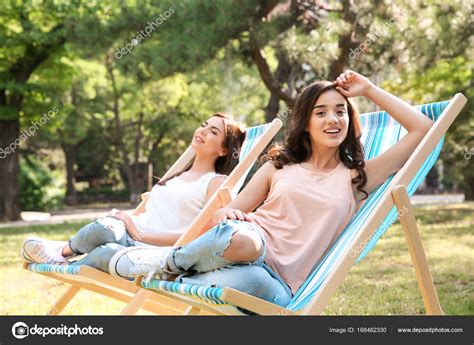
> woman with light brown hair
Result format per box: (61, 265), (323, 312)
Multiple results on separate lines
(21, 113), (245, 274)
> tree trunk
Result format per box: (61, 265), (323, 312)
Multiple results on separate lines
(328, 2), (369, 80)
(147, 132), (166, 189)
(464, 174), (474, 201)
(129, 111), (145, 202)
(264, 93), (281, 123)
(106, 53), (138, 204)
(0, 87), (21, 221)
(0, 119), (21, 221)
(248, 32), (295, 108)
(0, 22), (65, 221)
(62, 143), (77, 205)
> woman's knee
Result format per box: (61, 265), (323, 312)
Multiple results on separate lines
(77, 221), (108, 238)
(81, 220), (122, 243)
(71, 243), (125, 272)
(223, 229), (264, 262)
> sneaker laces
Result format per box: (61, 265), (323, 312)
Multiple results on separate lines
(142, 255), (170, 283)
(128, 250), (165, 277)
(143, 249), (174, 283)
(132, 261), (158, 274)
(144, 267), (174, 283)
(144, 271), (155, 284)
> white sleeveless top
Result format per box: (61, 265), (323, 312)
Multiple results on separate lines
(131, 172), (222, 243)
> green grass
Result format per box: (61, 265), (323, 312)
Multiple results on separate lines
(325, 203), (474, 315)
(1, 203), (473, 315)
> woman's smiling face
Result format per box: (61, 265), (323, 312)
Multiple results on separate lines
(191, 115), (227, 158)
(306, 89), (350, 149)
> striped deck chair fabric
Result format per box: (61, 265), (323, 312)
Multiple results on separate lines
(232, 123), (271, 197)
(25, 121), (281, 314)
(134, 100), (453, 315)
(140, 279), (241, 315)
(27, 264), (81, 275)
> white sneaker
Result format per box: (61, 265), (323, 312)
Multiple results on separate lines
(21, 237), (68, 265)
(20, 246), (34, 263)
(109, 246), (172, 280)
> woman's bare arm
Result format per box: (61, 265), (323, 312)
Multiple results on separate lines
(335, 70), (433, 200)
(112, 210), (181, 246)
(361, 85), (433, 195)
(211, 162), (276, 225)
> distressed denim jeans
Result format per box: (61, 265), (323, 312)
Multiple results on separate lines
(69, 217), (135, 273)
(167, 220), (293, 308)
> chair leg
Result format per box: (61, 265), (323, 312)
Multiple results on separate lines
(121, 289), (153, 315)
(183, 306), (201, 315)
(391, 185), (443, 315)
(49, 286), (81, 315)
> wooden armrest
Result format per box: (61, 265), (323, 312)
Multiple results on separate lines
(218, 186), (232, 206)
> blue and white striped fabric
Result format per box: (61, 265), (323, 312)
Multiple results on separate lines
(140, 278), (246, 314)
(232, 123), (272, 197)
(286, 100), (449, 312)
(27, 263), (81, 275)
(141, 279), (225, 304)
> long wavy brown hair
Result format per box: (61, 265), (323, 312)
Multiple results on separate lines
(158, 112), (246, 185)
(266, 81), (368, 199)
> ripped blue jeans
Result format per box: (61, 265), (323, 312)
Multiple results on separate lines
(166, 220), (293, 308)
(68, 217), (135, 273)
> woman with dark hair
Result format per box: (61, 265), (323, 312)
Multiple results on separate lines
(111, 71), (433, 305)
(21, 113), (246, 274)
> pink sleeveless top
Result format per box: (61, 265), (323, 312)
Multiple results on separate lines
(251, 162), (356, 294)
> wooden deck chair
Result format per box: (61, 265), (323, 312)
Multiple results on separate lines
(23, 118), (283, 315)
(120, 94), (467, 316)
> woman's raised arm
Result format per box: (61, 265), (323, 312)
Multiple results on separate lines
(335, 70), (433, 198)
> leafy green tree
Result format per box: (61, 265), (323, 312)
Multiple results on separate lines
(0, 1), (119, 219)
(19, 155), (63, 211)
(384, 56), (473, 199)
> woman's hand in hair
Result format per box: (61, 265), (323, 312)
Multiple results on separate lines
(333, 70), (374, 98)
(212, 207), (254, 224)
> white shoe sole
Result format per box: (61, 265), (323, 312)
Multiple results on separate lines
(22, 237), (44, 263)
(20, 246), (34, 263)
(109, 247), (141, 279)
